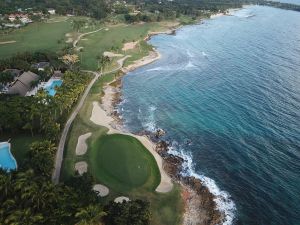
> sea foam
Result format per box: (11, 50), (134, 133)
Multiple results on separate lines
(168, 144), (236, 225)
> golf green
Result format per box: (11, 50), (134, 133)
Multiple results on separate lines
(89, 134), (160, 193)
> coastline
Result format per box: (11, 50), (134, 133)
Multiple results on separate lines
(92, 18), (231, 224)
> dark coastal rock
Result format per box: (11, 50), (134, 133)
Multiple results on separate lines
(155, 128), (166, 138)
(163, 155), (184, 179)
(181, 176), (224, 225)
(155, 140), (169, 155)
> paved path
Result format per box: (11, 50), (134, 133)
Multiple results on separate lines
(73, 28), (104, 48)
(52, 70), (100, 184)
(52, 56), (129, 184)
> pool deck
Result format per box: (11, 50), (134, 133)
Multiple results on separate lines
(25, 77), (62, 96)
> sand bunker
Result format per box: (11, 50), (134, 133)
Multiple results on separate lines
(103, 51), (123, 58)
(90, 102), (114, 128)
(122, 41), (138, 51)
(0, 41), (16, 45)
(75, 161), (88, 175)
(114, 196), (130, 203)
(66, 38), (73, 43)
(93, 184), (109, 197)
(75, 132), (92, 155)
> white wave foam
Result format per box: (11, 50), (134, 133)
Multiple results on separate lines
(168, 144), (236, 225)
(146, 66), (175, 72)
(186, 49), (194, 57)
(185, 60), (196, 68)
(140, 105), (157, 132)
(202, 51), (208, 57)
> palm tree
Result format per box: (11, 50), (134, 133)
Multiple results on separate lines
(75, 205), (106, 225)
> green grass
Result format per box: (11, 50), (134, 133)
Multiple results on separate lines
(89, 134), (160, 193)
(61, 72), (116, 180)
(0, 19), (73, 59)
(78, 23), (162, 70)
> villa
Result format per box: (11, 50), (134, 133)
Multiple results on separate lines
(7, 71), (39, 96)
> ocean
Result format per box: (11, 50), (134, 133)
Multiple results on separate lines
(118, 6), (300, 225)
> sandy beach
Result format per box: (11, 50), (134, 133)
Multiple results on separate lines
(121, 49), (161, 73)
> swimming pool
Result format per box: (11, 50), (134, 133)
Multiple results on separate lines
(0, 142), (17, 171)
(45, 79), (63, 96)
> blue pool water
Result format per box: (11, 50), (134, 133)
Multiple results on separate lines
(45, 79), (63, 96)
(0, 142), (17, 171)
(118, 6), (300, 225)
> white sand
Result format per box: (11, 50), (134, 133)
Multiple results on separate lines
(122, 50), (161, 73)
(122, 41), (138, 51)
(93, 184), (109, 197)
(75, 132), (92, 155)
(114, 196), (130, 203)
(0, 41), (16, 45)
(103, 51), (124, 58)
(75, 161), (88, 175)
(90, 101), (173, 193)
(66, 38), (73, 43)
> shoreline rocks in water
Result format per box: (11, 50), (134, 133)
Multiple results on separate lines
(154, 139), (224, 224)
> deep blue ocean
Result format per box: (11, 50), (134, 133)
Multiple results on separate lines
(118, 6), (300, 225)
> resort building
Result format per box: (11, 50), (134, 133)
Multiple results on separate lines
(7, 71), (39, 96)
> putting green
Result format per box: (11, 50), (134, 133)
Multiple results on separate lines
(89, 134), (160, 193)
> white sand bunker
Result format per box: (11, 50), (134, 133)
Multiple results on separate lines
(103, 51), (123, 58)
(90, 102), (114, 128)
(75, 132), (92, 155)
(0, 41), (16, 45)
(114, 196), (130, 203)
(75, 161), (88, 175)
(66, 38), (73, 43)
(93, 184), (109, 197)
(122, 41), (138, 51)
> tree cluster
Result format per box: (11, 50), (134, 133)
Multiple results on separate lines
(0, 70), (91, 139)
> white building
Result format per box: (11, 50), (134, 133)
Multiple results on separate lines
(48, 9), (56, 15)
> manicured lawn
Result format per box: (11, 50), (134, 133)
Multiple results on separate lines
(0, 19), (73, 59)
(78, 23), (162, 70)
(89, 134), (161, 193)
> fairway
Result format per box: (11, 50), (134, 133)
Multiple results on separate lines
(78, 23), (161, 70)
(89, 134), (161, 192)
(0, 19), (72, 59)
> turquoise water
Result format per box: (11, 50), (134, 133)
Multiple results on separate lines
(119, 6), (300, 225)
(0, 142), (17, 171)
(45, 79), (63, 96)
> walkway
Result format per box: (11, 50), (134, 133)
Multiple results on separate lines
(73, 28), (104, 48)
(52, 56), (129, 184)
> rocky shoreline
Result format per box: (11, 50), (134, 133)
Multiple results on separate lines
(103, 72), (225, 225)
